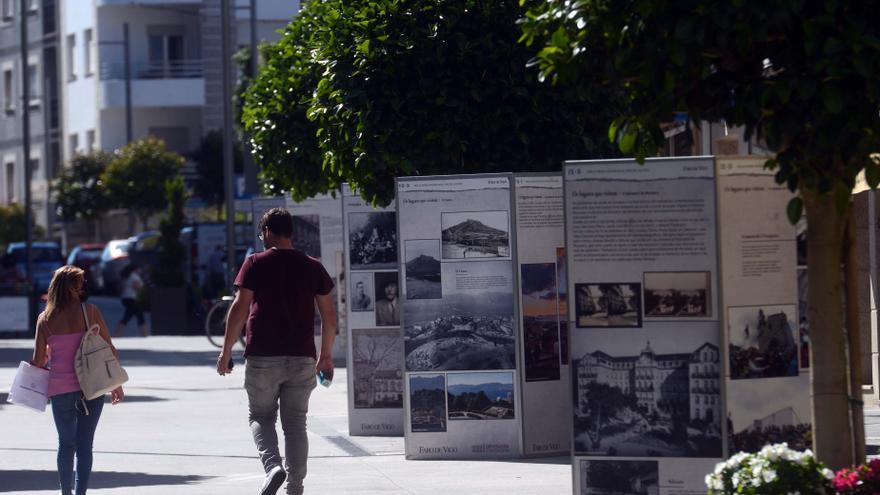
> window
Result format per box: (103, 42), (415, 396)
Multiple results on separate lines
(83, 29), (93, 76)
(1, 0), (12, 21)
(27, 0), (37, 12)
(68, 133), (79, 157)
(29, 157), (38, 174)
(5, 161), (14, 203)
(66, 33), (76, 80)
(147, 26), (185, 77)
(28, 64), (38, 104)
(3, 68), (13, 114)
(86, 129), (95, 152)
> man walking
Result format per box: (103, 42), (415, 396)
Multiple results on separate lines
(217, 208), (336, 495)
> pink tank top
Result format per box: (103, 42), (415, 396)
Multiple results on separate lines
(47, 330), (86, 397)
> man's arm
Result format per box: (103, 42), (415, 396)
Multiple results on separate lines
(315, 293), (337, 376)
(217, 287), (252, 375)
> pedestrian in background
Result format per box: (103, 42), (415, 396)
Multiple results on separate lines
(31, 265), (124, 495)
(217, 207), (336, 495)
(114, 265), (148, 337)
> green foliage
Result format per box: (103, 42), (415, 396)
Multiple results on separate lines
(243, 0), (620, 206)
(0, 203), (45, 250)
(191, 130), (243, 219)
(520, 0), (880, 217)
(53, 152), (112, 222)
(103, 138), (185, 226)
(152, 176), (188, 288)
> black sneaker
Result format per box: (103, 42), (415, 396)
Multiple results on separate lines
(260, 465), (286, 495)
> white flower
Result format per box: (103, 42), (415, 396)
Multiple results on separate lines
(822, 468), (835, 480)
(762, 469), (777, 483)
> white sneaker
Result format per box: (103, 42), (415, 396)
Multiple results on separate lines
(260, 466), (286, 495)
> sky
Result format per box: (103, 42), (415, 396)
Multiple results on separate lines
(447, 371), (514, 387)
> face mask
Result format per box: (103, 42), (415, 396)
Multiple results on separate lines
(78, 287), (89, 302)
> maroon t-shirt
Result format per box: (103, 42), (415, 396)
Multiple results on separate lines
(234, 248), (334, 358)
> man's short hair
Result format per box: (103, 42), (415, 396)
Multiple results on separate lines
(259, 207), (293, 238)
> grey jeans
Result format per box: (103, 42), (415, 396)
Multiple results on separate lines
(245, 356), (317, 495)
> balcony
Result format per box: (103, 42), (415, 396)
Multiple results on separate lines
(99, 60), (204, 108)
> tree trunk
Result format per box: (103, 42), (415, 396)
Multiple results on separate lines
(803, 189), (854, 469)
(845, 207), (866, 465)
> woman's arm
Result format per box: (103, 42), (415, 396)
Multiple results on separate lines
(30, 317), (48, 368)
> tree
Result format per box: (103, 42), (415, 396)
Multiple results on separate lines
(103, 138), (185, 230)
(52, 152), (112, 240)
(191, 130), (243, 220)
(520, 0), (880, 468)
(243, 0), (620, 206)
(152, 176), (188, 288)
(0, 203), (44, 250)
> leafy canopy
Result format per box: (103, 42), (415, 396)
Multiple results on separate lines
(191, 130), (243, 218)
(53, 152), (112, 222)
(519, 0), (880, 219)
(152, 176), (188, 288)
(244, 0), (620, 206)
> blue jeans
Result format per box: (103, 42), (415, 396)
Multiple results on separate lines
(245, 356), (316, 495)
(50, 391), (105, 495)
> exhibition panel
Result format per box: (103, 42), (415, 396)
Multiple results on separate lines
(343, 184), (404, 436)
(396, 174), (522, 459)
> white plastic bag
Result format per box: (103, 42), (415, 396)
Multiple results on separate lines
(8, 361), (49, 412)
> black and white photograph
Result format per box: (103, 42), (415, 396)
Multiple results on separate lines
(447, 372), (515, 420)
(644, 271), (711, 318)
(521, 263), (560, 382)
(572, 327), (723, 457)
(575, 283), (641, 328)
(349, 272), (374, 312)
(441, 210), (510, 259)
(728, 304), (798, 380)
(409, 374), (447, 432)
(579, 460), (659, 495)
(405, 263), (516, 371)
(727, 376), (812, 453)
(348, 212), (398, 270)
(292, 214), (321, 259)
(374, 271), (400, 326)
(405, 239), (442, 300)
(556, 247), (569, 365)
(352, 328), (403, 409)
(798, 268), (809, 369)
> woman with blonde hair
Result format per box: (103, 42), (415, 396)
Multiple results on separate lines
(31, 265), (124, 495)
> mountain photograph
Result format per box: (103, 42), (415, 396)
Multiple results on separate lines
(440, 210), (510, 259)
(405, 239), (442, 299)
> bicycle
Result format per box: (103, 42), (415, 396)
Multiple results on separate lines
(205, 295), (246, 348)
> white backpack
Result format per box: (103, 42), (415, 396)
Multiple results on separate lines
(75, 304), (128, 400)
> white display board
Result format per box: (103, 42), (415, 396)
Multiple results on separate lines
(564, 158), (723, 494)
(716, 156), (811, 454)
(397, 174), (522, 459)
(513, 174), (570, 456)
(0, 296), (29, 332)
(342, 185), (404, 435)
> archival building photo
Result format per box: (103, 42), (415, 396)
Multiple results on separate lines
(409, 374), (447, 433)
(447, 372), (515, 420)
(728, 304), (798, 380)
(521, 263), (561, 381)
(405, 239), (442, 300)
(349, 212), (399, 270)
(352, 328), (404, 409)
(441, 210), (510, 259)
(374, 272), (401, 326)
(292, 214), (322, 259)
(557, 247), (569, 364)
(572, 327), (722, 457)
(727, 375), (812, 453)
(644, 271), (711, 318)
(579, 459), (659, 495)
(350, 272), (375, 312)
(575, 283), (642, 328)
(404, 261), (516, 372)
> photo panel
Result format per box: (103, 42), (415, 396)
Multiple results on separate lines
(352, 328), (404, 409)
(409, 373), (447, 433)
(405, 239), (442, 300)
(521, 262), (561, 382)
(728, 304), (798, 380)
(348, 211), (398, 270)
(579, 459), (659, 495)
(797, 268), (809, 369)
(447, 371), (515, 420)
(556, 247), (569, 364)
(644, 271), (711, 319)
(574, 283), (642, 328)
(291, 214), (321, 259)
(727, 375), (812, 453)
(571, 325), (722, 458)
(349, 272), (375, 312)
(374, 271), (400, 327)
(440, 210), (510, 260)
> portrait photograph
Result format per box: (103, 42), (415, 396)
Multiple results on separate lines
(349, 272), (374, 312)
(374, 271), (400, 326)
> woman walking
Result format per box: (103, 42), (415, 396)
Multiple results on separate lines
(114, 265), (147, 337)
(31, 265), (124, 495)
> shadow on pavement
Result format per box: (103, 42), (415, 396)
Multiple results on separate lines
(0, 470), (211, 492)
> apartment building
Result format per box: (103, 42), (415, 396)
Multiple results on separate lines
(0, 0), (63, 231)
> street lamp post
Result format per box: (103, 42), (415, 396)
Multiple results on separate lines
(221, 0), (236, 288)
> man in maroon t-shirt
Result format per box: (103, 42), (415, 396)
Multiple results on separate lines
(217, 207), (336, 495)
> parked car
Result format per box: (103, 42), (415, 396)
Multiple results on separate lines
(66, 243), (105, 292)
(93, 239), (132, 295)
(5, 242), (65, 293)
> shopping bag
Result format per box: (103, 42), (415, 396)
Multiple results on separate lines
(8, 361), (50, 412)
